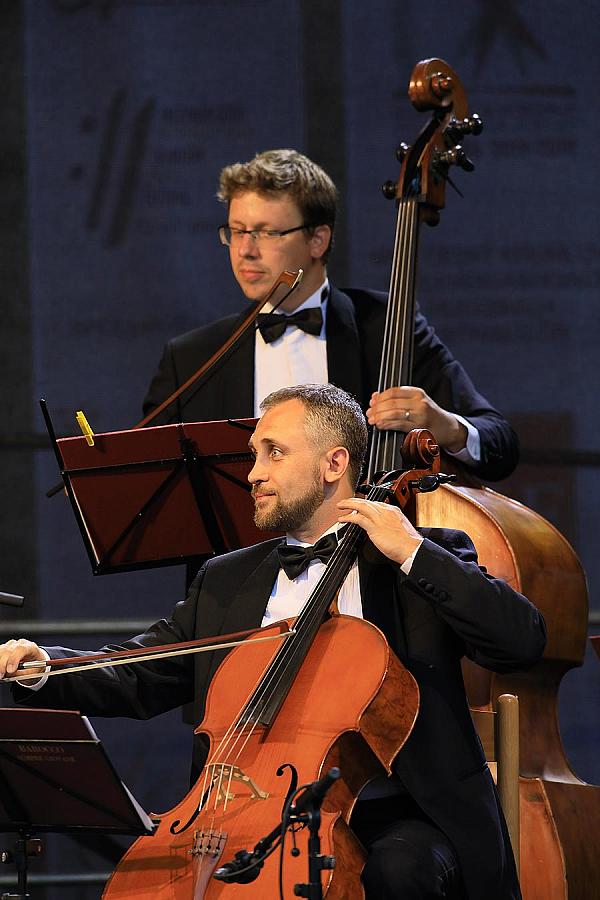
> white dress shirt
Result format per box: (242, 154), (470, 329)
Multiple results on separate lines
(261, 524), (421, 627)
(254, 279), (329, 416)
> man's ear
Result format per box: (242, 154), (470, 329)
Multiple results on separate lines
(309, 225), (332, 261)
(323, 446), (350, 483)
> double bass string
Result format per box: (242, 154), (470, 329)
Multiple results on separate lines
(368, 196), (419, 478)
(368, 195), (405, 478)
(388, 197), (419, 470)
(388, 197), (418, 470)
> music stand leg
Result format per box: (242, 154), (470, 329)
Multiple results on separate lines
(1, 832), (42, 900)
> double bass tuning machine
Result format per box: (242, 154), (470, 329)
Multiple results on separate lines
(382, 113), (484, 199)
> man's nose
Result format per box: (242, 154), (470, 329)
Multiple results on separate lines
(248, 457), (265, 484)
(238, 232), (260, 257)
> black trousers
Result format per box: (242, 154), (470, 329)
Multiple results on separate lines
(350, 795), (465, 900)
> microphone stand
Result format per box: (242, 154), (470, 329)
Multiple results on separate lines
(213, 767), (340, 899)
(290, 767), (339, 900)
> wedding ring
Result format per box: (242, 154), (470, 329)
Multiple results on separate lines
(404, 410), (410, 420)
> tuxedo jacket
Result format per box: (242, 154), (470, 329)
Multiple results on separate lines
(142, 286), (519, 481)
(14, 529), (546, 900)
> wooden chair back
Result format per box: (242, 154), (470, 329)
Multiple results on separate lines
(471, 693), (520, 873)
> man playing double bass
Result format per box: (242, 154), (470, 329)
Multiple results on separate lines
(1, 384), (545, 899)
(143, 148), (518, 484)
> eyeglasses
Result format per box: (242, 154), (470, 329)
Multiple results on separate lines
(218, 223), (311, 246)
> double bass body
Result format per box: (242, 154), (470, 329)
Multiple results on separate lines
(416, 483), (600, 899)
(367, 54), (600, 899)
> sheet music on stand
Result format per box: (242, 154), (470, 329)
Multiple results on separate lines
(0, 708), (155, 835)
(41, 402), (277, 575)
(0, 708), (155, 899)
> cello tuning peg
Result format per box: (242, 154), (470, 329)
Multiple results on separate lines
(396, 142), (410, 161)
(382, 180), (397, 200)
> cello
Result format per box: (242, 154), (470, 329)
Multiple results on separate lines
(89, 438), (452, 898)
(374, 57), (600, 899)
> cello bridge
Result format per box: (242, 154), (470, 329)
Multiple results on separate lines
(207, 763), (270, 802)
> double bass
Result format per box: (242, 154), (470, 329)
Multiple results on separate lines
(374, 58), (600, 899)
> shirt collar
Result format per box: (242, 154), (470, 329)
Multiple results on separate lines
(286, 520), (341, 547)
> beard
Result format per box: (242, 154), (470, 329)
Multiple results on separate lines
(253, 474), (324, 532)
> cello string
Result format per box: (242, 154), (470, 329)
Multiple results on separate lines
(190, 488), (389, 841)
(202, 520), (366, 769)
(227, 486), (389, 739)
(204, 183), (436, 830)
(185, 468), (403, 837)
(192, 485), (392, 817)
(203, 505), (374, 768)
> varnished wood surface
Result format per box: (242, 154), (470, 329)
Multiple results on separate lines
(417, 484), (599, 899)
(102, 616), (419, 899)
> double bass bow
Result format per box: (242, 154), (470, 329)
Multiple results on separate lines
(376, 57), (600, 899)
(45, 268), (304, 499)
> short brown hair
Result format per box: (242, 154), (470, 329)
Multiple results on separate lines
(218, 149), (337, 262)
(260, 383), (367, 488)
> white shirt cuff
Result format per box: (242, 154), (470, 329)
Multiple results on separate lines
(400, 538), (424, 575)
(16, 649), (50, 691)
(444, 415), (481, 464)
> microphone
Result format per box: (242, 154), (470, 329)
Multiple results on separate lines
(0, 592), (24, 608)
(291, 767), (341, 816)
(213, 768), (341, 885)
(213, 847), (265, 884)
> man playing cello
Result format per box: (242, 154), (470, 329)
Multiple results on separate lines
(1, 384), (545, 899)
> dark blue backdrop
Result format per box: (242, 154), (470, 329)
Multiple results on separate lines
(1, 1), (598, 896)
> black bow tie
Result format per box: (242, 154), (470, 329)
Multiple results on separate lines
(256, 307), (323, 344)
(277, 532), (338, 580)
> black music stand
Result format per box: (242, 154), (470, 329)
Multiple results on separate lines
(40, 401), (276, 575)
(0, 708), (155, 899)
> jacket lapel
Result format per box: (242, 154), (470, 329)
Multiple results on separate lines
(326, 288), (366, 405)
(218, 543), (283, 635)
